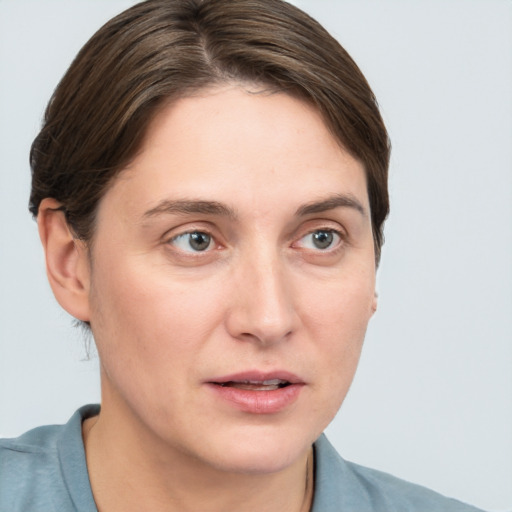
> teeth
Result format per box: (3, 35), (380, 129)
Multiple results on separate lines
(247, 379), (283, 385)
(219, 379), (289, 390)
(232, 383), (280, 391)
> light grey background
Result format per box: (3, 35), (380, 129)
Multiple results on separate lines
(0, 1), (510, 510)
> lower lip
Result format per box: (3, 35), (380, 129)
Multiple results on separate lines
(206, 383), (304, 414)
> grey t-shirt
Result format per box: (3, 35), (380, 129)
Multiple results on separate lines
(0, 405), (485, 511)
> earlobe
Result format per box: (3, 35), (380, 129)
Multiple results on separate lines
(371, 292), (378, 315)
(38, 198), (91, 321)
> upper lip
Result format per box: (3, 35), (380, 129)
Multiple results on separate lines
(207, 370), (304, 385)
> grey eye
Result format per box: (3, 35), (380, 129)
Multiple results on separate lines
(311, 230), (334, 249)
(188, 232), (211, 251)
(296, 229), (340, 250)
(171, 231), (212, 252)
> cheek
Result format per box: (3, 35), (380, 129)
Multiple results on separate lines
(301, 268), (374, 403)
(88, 254), (226, 363)
(303, 265), (375, 340)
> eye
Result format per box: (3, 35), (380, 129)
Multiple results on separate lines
(296, 229), (341, 250)
(169, 231), (213, 252)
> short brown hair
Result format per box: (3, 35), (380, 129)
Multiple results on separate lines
(29, 0), (390, 262)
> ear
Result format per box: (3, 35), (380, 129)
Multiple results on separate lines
(37, 198), (91, 321)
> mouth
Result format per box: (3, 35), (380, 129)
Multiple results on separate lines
(215, 379), (292, 391)
(206, 371), (304, 413)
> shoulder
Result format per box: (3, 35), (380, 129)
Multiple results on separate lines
(0, 423), (63, 510)
(312, 434), (487, 512)
(0, 419), (63, 457)
(0, 405), (99, 512)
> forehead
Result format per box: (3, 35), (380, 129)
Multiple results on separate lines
(99, 86), (369, 221)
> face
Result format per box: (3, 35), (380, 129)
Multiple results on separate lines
(84, 86), (377, 474)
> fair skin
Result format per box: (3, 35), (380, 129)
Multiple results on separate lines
(38, 85), (377, 512)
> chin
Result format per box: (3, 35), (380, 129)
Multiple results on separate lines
(211, 446), (306, 475)
(193, 423), (319, 475)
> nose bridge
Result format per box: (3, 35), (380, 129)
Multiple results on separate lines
(227, 243), (295, 344)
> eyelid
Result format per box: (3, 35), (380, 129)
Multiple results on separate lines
(291, 216), (347, 241)
(162, 220), (214, 241)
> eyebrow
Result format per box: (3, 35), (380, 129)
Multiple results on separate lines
(295, 193), (367, 217)
(142, 193), (366, 222)
(143, 199), (237, 220)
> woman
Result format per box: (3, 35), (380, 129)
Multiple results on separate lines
(0, 1), (486, 510)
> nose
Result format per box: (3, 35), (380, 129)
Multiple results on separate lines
(225, 250), (297, 346)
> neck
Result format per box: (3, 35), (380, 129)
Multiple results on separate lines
(82, 398), (314, 512)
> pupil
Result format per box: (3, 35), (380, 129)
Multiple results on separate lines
(189, 232), (210, 251)
(313, 230), (333, 249)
